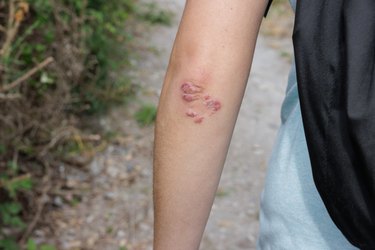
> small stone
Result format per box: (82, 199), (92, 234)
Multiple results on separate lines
(117, 230), (126, 238)
(125, 153), (133, 161)
(86, 234), (99, 247)
(86, 215), (95, 223)
(90, 160), (103, 175)
(65, 240), (82, 248)
(104, 192), (116, 200)
(53, 196), (64, 207)
(66, 178), (79, 188)
(217, 219), (233, 228)
(107, 166), (119, 177)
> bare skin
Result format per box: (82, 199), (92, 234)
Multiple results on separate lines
(153, 0), (270, 249)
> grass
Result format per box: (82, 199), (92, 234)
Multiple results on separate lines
(134, 104), (157, 126)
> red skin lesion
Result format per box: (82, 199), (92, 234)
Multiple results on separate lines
(182, 94), (199, 102)
(204, 99), (221, 112)
(186, 109), (198, 118)
(180, 82), (221, 124)
(181, 83), (202, 94)
(194, 116), (204, 124)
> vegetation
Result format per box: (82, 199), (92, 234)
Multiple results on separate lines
(134, 104), (157, 126)
(0, 0), (171, 249)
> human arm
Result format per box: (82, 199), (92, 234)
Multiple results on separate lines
(153, 1), (270, 249)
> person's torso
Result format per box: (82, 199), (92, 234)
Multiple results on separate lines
(256, 0), (357, 249)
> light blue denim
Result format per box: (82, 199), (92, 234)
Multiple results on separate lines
(256, 63), (358, 249)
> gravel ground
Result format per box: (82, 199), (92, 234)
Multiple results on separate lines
(37, 1), (294, 249)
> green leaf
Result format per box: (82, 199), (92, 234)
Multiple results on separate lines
(26, 239), (37, 250)
(89, 10), (104, 22)
(134, 105), (157, 126)
(0, 203), (24, 227)
(40, 72), (54, 84)
(35, 44), (46, 53)
(7, 161), (18, 174)
(4, 176), (33, 198)
(0, 238), (19, 250)
(0, 144), (6, 155)
(0, 202), (22, 216)
(1, 211), (25, 228)
(40, 244), (57, 250)
(6, 202), (22, 214)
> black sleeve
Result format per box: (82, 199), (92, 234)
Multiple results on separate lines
(264, 0), (273, 17)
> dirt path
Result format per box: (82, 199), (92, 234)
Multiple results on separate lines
(38, 1), (294, 249)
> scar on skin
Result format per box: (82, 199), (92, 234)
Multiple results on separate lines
(181, 82), (203, 94)
(181, 82), (222, 124)
(186, 109), (198, 118)
(204, 99), (221, 112)
(194, 116), (204, 124)
(182, 94), (199, 102)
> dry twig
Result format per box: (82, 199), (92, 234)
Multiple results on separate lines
(19, 163), (52, 245)
(39, 126), (78, 157)
(1, 0), (19, 57)
(0, 173), (31, 189)
(0, 24), (6, 32)
(0, 57), (54, 92)
(0, 92), (21, 99)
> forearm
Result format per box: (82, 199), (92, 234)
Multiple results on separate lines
(153, 1), (268, 249)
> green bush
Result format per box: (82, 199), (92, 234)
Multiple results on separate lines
(0, 161), (33, 249)
(0, 0), (171, 248)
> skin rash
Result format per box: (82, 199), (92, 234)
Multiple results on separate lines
(180, 82), (222, 123)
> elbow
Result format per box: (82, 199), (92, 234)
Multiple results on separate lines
(158, 43), (222, 125)
(158, 63), (222, 125)
(168, 39), (214, 85)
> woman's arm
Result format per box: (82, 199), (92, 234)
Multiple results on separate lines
(153, 1), (269, 249)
